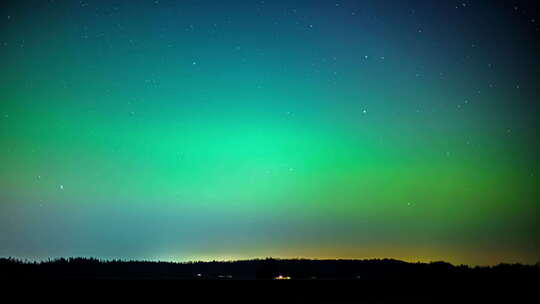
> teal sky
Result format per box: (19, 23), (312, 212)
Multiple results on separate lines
(1, 0), (539, 265)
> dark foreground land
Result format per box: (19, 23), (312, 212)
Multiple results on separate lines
(2, 257), (538, 280)
(2, 257), (538, 303)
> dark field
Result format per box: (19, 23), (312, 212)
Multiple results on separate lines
(2, 257), (538, 303)
(2, 257), (538, 280)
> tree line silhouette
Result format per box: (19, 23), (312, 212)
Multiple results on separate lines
(1, 257), (538, 280)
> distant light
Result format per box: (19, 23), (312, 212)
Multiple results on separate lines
(274, 275), (291, 280)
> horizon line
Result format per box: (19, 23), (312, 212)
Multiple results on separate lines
(2, 256), (539, 267)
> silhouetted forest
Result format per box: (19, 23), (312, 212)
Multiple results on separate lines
(1, 257), (539, 280)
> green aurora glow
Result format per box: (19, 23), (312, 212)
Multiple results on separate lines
(1, 0), (539, 265)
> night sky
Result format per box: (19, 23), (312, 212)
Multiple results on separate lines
(1, 0), (539, 265)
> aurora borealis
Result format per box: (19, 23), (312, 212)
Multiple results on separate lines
(1, 0), (539, 266)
